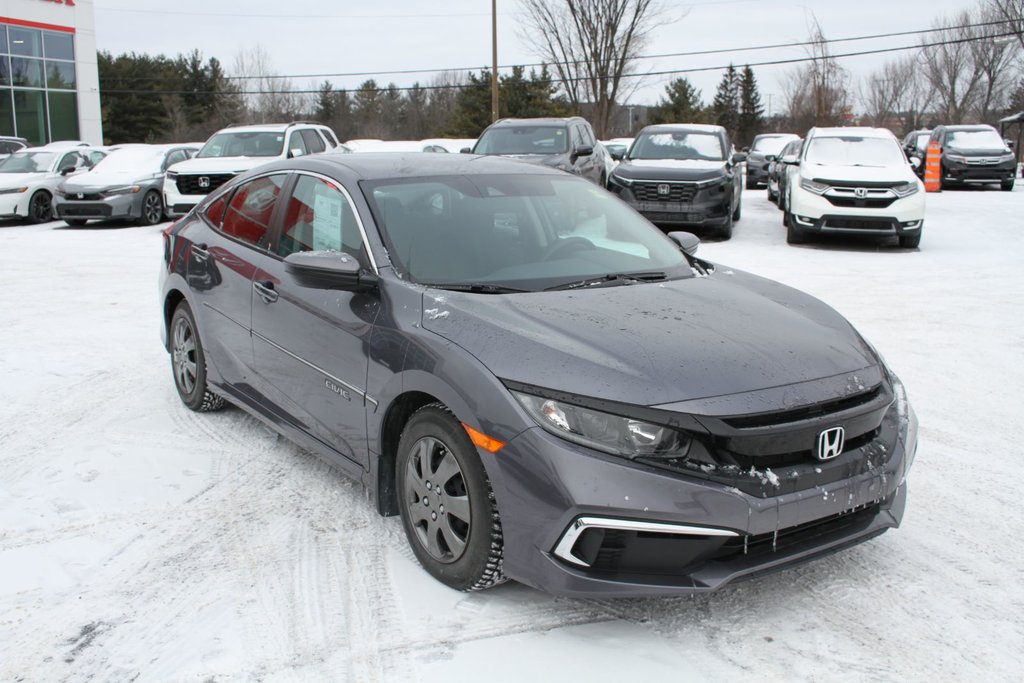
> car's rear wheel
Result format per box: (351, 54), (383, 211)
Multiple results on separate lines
(170, 302), (225, 412)
(899, 231), (922, 248)
(767, 187), (777, 204)
(28, 191), (52, 224)
(64, 218), (87, 227)
(732, 199), (742, 222)
(139, 190), (164, 226)
(1001, 179), (1014, 192)
(745, 176), (757, 190)
(397, 404), (505, 591)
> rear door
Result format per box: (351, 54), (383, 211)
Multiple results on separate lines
(250, 172), (378, 466)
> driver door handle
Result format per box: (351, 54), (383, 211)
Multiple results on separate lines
(253, 280), (279, 303)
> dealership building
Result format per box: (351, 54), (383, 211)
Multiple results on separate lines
(0, 0), (99, 145)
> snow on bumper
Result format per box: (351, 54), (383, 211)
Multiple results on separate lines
(0, 191), (28, 218)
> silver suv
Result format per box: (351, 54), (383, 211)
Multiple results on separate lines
(163, 122), (341, 217)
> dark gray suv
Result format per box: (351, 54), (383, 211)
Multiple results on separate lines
(471, 117), (610, 186)
(160, 153), (917, 597)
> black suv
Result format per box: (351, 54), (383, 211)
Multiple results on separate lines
(607, 124), (746, 239)
(470, 117), (610, 186)
(929, 124), (1016, 190)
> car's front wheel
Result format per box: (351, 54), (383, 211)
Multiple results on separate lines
(64, 218), (88, 227)
(397, 404), (506, 591)
(1001, 179), (1014, 192)
(170, 302), (225, 412)
(899, 231), (922, 248)
(139, 190), (164, 226)
(28, 191), (52, 223)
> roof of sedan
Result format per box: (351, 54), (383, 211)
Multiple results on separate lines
(296, 151), (566, 180)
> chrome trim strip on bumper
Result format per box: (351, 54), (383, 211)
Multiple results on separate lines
(552, 516), (739, 567)
(252, 330), (379, 408)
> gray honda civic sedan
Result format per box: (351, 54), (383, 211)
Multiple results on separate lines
(159, 153), (917, 597)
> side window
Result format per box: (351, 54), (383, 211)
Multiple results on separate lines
(581, 124), (596, 147)
(164, 150), (187, 169)
(287, 132), (308, 157)
(277, 175), (364, 264)
(58, 152), (80, 171)
(319, 127), (339, 147)
(220, 174), (287, 248)
(203, 192), (229, 227)
(570, 125), (584, 150)
(300, 129), (326, 154)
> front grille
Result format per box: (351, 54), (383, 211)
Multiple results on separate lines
(823, 217), (896, 231)
(63, 192), (103, 201)
(176, 173), (235, 195)
(642, 211), (705, 223)
(723, 386), (883, 428)
(814, 178), (904, 189)
(633, 182), (697, 202)
(58, 205), (111, 217)
(825, 196), (897, 209)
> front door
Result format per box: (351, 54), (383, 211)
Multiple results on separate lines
(250, 172), (378, 466)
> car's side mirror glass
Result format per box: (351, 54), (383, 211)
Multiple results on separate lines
(60, 165), (76, 175)
(284, 252), (378, 292)
(909, 156), (922, 169)
(732, 152), (747, 163)
(781, 154), (798, 165)
(288, 148), (305, 159)
(460, 147), (472, 154)
(764, 154), (777, 163)
(667, 231), (700, 256)
(610, 150), (624, 161)
(574, 145), (594, 158)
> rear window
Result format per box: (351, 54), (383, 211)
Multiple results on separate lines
(475, 126), (569, 155)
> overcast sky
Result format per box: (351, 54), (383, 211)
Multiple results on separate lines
(93, 0), (985, 110)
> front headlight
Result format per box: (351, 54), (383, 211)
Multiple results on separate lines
(103, 185), (141, 197)
(165, 171), (178, 181)
(1001, 153), (1016, 162)
(608, 172), (634, 187)
(890, 373), (918, 482)
(0, 186), (28, 195)
(945, 154), (967, 163)
(891, 182), (920, 198)
(799, 177), (829, 195)
(512, 391), (691, 459)
(696, 176), (728, 189)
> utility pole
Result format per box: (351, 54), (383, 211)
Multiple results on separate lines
(491, 0), (499, 122)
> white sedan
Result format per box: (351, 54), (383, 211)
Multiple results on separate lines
(0, 147), (107, 223)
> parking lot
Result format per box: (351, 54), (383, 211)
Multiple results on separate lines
(1, 185), (1021, 682)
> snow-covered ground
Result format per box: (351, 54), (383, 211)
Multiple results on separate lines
(1, 186), (1021, 681)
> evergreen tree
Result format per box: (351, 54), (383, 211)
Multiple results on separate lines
(649, 77), (705, 124)
(712, 64), (740, 140)
(314, 80), (336, 123)
(737, 65), (765, 148)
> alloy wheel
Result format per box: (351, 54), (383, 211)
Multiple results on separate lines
(172, 316), (198, 395)
(402, 436), (472, 563)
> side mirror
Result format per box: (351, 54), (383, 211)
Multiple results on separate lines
(764, 154), (777, 163)
(573, 145), (594, 158)
(460, 147), (473, 154)
(610, 150), (624, 161)
(60, 165), (77, 175)
(667, 231), (700, 256)
(781, 154), (798, 165)
(284, 251), (378, 292)
(731, 152), (748, 164)
(909, 156), (922, 169)
(288, 148), (305, 159)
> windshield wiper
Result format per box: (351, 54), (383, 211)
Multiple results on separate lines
(424, 282), (530, 294)
(544, 271), (667, 291)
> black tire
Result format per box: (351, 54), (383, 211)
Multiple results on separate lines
(27, 191), (52, 224)
(899, 231), (921, 248)
(169, 302), (225, 412)
(64, 218), (88, 227)
(396, 403), (506, 591)
(767, 187), (777, 205)
(732, 199), (742, 222)
(745, 176), (758, 190)
(139, 190), (164, 226)
(1001, 179), (1014, 192)
(718, 211), (734, 240)
(786, 213), (806, 244)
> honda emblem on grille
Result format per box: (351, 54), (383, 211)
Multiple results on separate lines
(854, 187), (868, 199)
(657, 183), (670, 196)
(817, 427), (845, 460)
(198, 176), (211, 188)
(76, 193), (84, 200)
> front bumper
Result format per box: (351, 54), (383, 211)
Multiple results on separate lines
(489, 416), (912, 597)
(942, 158), (1015, 183)
(0, 192), (28, 218)
(609, 181), (732, 227)
(747, 160), (770, 184)
(54, 193), (140, 220)
(790, 186), (925, 236)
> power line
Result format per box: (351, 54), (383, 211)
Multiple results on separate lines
(98, 18), (1018, 84)
(99, 29), (1020, 97)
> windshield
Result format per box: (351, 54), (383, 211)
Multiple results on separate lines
(948, 129), (1007, 150)
(629, 131), (725, 161)
(364, 173), (692, 291)
(0, 151), (55, 173)
(474, 126), (568, 155)
(751, 136), (797, 155)
(198, 131), (285, 158)
(91, 148), (164, 174)
(804, 136), (905, 167)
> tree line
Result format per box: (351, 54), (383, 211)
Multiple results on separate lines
(97, 0), (1024, 146)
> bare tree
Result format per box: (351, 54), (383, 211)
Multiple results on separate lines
(861, 56), (933, 133)
(988, 0), (1024, 50)
(231, 45), (307, 123)
(518, 0), (668, 137)
(972, 5), (1019, 121)
(782, 18), (850, 131)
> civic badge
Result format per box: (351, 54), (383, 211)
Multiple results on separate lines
(198, 176), (211, 188)
(657, 183), (670, 196)
(817, 427), (845, 460)
(854, 187), (867, 198)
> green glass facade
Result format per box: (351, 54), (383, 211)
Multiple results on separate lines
(0, 23), (78, 144)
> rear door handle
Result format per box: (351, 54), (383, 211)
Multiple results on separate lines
(253, 280), (279, 303)
(191, 242), (209, 260)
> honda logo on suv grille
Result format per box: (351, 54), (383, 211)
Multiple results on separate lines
(657, 184), (670, 196)
(854, 187), (868, 199)
(198, 176), (211, 188)
(817, 427), (845, 460)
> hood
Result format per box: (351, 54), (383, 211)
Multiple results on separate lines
(946, 146), (1011, 156)
(614, 159), (727, 182)
(62, 170), (156, 191)
(421, 269), (878, 408)
(168, 156), (269, 174)
(803, 162), (916, 184)
(0, 172), (47, 188)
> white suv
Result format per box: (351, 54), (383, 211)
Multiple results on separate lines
(783, 127), (925, 248)
(163, 122), (341, 217)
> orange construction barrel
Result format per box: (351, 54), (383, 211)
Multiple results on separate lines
(924, 141), (942, 192)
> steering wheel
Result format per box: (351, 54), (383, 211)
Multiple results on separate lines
(543, 236), (595, 261)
